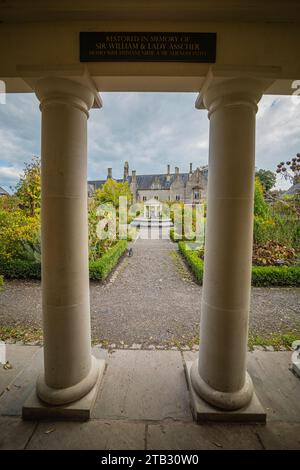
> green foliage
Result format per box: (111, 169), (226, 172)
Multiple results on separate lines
(178, 241), (204, 284)
(253, 193), (300, 249)
(248, 332), (300, 351)
(0, 209), (40, 261)
(179, 241), (300, 287)
(170, 229), (175, 241)
(15, 156), (41, 216)
(94, 178), (132, 208)
(254, 177), (269, 219)
(251, 265), (300, 287)
(88, 197), (116, 261)
(0, 274), (4, 290)
(89, 240), (127, 281)
(0, 241), (128, 281)
(255, 169), (276, 192)
(0, 258), (41, 279)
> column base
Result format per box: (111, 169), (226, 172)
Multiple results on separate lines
(22, 358), (105, 422)
(185, 361), (266, 424)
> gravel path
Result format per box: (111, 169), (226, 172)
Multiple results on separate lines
(0, 234), (299, 346)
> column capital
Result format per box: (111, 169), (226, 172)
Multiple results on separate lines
(199, 77), (265, 117)
(35, 76), (95, 117)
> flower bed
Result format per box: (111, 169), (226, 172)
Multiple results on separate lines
(178, 241), (300, 287)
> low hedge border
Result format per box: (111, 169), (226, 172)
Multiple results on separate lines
(178, 241), (204, 284)
(0, 240), (128, 281)
(89, 240), (128, 281)
(178, 241), (300, 287)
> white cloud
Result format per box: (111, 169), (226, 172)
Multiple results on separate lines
(0, 92), (299, 192)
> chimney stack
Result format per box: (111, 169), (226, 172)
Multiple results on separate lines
(107, 168), (112, 179)
(132, 170), (136, 182)
(189, 163), (193, 173)
(175, 167), (180, 180)
(124, 161), (129, 180)
(166, 164), (171, 181)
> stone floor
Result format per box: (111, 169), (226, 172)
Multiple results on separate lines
(0, 236), (299, 347)
(0, 345), (300, 450)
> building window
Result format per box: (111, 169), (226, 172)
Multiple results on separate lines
(175, 194), (180, 201)
(154, 196), (159, 200)
(194, 191), (200, 201)
(143, 196), (147, 201)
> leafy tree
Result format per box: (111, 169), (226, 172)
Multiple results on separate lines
(15, 156), (41, 216)
(255, 169), (276, 192)
(94, 178), (132, 208)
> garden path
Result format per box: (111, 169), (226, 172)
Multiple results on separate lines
(0, 232), (299, 347)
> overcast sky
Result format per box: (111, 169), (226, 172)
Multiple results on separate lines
(0, 92), (299, 192)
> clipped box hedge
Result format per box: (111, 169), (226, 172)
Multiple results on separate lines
(178, 241), (204, 283)
(89, 240), (128, 281)
(251, 265), (300, 287)
(178, 241), (300, 287)
(0, 240), (128, 281)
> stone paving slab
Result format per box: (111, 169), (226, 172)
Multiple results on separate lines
(27, 419), (145, 450)
(256, 421), (300, 450)
(0, 348), (43, 416)
(93, 349), (192, 421)
(147, 422), (264, 450)
(0, 416), (37, 450)
(0, 344), (40, 397)
(183, 351), (300, 424)
(1, 346), (300, 449)
(247, 351), (300, 423)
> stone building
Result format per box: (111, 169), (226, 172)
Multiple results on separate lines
(88, 161), (208, 203)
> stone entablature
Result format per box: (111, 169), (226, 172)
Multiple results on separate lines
(88, 161), (208, 203)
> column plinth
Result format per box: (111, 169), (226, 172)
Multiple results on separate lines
(188, 78), (266, 420)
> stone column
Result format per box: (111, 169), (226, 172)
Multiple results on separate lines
(190, 78), (264, 412)
(34, 77), (100, 406)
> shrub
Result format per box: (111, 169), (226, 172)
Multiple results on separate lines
(0, 209), (40, 261)
(0, 258), (41, 279)
(89, 240), (128, 281)
(0, 274), (4, 289)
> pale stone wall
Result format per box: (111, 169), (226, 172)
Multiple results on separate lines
(136, 189), (170, 201)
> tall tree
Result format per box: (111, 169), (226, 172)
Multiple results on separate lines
(255, 169), (276, 192)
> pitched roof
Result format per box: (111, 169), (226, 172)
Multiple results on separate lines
(88, 167), (208, 191)
(0, 186), (9, 196)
